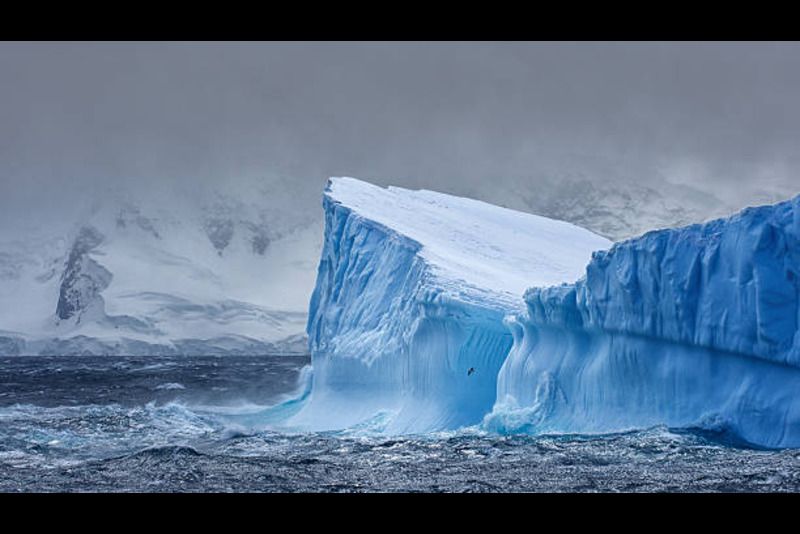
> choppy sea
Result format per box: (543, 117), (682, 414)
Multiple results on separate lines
(1, 355), (799, 492)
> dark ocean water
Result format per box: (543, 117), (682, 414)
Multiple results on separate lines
(1, 355), (799, 493)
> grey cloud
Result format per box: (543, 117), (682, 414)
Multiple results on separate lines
(1, 41), (799, 217)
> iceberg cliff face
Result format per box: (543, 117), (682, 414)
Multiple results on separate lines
(300, 177), (800, 448)
(296, 178), (610, 432)
(488, 196), (800, 448)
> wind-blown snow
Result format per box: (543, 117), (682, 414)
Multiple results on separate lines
(294, 177), (610, 432)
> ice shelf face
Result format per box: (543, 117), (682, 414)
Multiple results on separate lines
(297, 177), (800, 448)
(295, 177), (611, 432)
(487, 195), (800, 448)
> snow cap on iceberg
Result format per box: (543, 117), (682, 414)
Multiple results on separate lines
(325, 177), (611, 307)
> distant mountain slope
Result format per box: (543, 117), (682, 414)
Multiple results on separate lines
(0, 182), (322, 355)
(476, 174), (735, 241)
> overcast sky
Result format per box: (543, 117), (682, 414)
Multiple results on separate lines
(1, 41), (799, 217)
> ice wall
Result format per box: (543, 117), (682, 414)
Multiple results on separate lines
(488, 196), (800, 448)
(295, 178), (610, 432)
(298, 177), (800, 448)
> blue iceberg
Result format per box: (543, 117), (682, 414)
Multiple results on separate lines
(294, 177), (609, 432)
(488, 195), (800, 448)
(295, 177), (800, 448)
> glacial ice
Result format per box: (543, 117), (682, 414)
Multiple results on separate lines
(487, 195), (800, 448)
(298, 177), (800, 448)
(294, 177), (611, 432)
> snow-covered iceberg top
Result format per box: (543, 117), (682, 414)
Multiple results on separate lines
(326, 177), (611, 309)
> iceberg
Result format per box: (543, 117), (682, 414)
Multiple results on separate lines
(487, 195), (800, 448)
(295, 177), (611, 432)
(298, 177), (800, 448)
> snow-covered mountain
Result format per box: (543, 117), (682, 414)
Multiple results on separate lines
(0, 180), (322, 355)
(471, 171), (735, 242)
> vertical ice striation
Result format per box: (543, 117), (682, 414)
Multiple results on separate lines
(299, 177), (800, 448)
(295, 177), (610, 432)
(488, 195), (800, 448)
